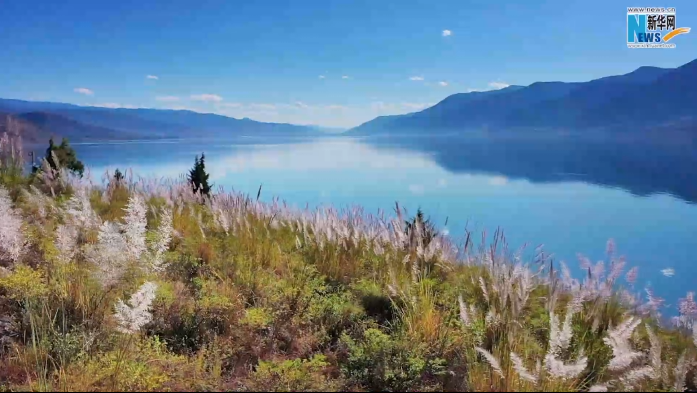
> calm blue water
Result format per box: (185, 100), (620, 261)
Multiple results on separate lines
(68, 136), (697, 309)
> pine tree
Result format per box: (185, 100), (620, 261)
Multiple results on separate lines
(114, 168), (124, 182)
(188, 153), (212, 196)
(44, 137), (85, 177)
(405, 208), (437, 247)
(44, 138), (57, 170)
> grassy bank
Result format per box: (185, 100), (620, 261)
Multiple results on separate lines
(1, 133), (696, 392)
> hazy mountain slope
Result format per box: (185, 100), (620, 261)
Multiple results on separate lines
(0, 98), (321, 139)
(0, 99), (81, 113)
(348, 85), (526, 135)
(0, 112), (140, 143)
(18, 112), (142, 141)
(348, 59), (695, 134)
(0, 112), (42, 142)
(349, 82), (577, 134)
(503, 66), (673, 128)
(399, 82), (578, 129)
(585, 58), (697, 128)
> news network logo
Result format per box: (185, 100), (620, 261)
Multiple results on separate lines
(627, 7), (690, 48)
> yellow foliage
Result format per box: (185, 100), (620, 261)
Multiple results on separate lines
(0, 265), (49, 301)
(241, 307), (274, 329)
(58, 336), (186, 392)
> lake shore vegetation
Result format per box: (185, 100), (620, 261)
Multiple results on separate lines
(1, 132), (696, 392)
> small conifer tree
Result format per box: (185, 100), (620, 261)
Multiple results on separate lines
(44, 137), (85, 177)
(405, 208), (437, 247)
(114, 168), (125, 182)
(188, 153), (212, 196)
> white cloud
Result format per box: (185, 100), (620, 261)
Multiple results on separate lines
(93, 103), (137, 109)
(74, 87), (94, 96)
(191, 94), (223, 102)
(249, 103), (277, 110)
(215, 101), (351, 121)
(370, 101), (396, 112)
(488, 82), (510, 90)
(146, 75), (159, 80)
(409, 76), (425, 81)
(155, 95), (179, 102)
(438, 81), (448, 86)
(243, 110), (278, 118)
(219, 102), (242, 108)
(442, 29), (452, 37)
(488, 176), (508, 186)
(167, 105), (198, 111)
(342, 75), (349, 79)
(466, 88), (480, 93)
(408, 184), (425, 195)
(318, 75), (326, 79)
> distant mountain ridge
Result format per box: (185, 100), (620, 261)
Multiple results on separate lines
(1, 111), (139, 143)
(349, 59), (697, 135)
(0, 99), (322, 142)
(4, 58), (695, 142)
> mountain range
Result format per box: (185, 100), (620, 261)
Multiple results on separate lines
(0, 99), (321, 144)
(349, 58), (697, 135)
(2, 58), (695, 142)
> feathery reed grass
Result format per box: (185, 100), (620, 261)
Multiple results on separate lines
(0, 133), (696, 391)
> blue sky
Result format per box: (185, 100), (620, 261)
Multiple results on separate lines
(2, 0), (696, 128)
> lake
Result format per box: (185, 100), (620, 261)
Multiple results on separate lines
(66, 134), (697, 310)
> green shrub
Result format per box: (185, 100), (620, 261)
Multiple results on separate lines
(246, 354), (338, 392)
(240, 307), (274, 330)
(308, 285), (365, 345)
(351, 280), (395, 325)
(340, 328), (446, 391)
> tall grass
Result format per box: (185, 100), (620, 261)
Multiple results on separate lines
(0, 120), (25, 188)
(0, 136), (696, 391)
